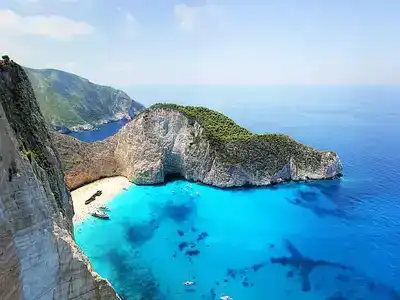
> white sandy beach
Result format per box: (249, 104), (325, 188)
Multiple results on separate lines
(71, 176), (132, 223)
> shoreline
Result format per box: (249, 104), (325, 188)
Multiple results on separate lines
(71, 176), (133, 223)
(58, 118), (130, 133)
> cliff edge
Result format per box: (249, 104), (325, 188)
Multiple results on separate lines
(0, 61), (119, 299)
(55, 104), (342, 190)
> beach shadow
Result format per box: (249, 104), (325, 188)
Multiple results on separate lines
(285, 182), (355, 219)
(105, 248), (164, 299)
(160, 199), (197, 223)
(269, 240), (400, 299)
(221, 260), (269, 289)
(297, 189), (320, 202)
(305, 180), (370, 214)
(125, 218), (160, 247)
(286, 196), (350, 219)
(270, 240), (351, 292)
(306, 181), (342, 201)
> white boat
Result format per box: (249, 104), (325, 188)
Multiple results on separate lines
(99, 205), (110, 211)
(183, 281), (195, 286)
(91, 210), (110, 220)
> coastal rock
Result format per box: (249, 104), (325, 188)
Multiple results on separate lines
(0, 62), (119, 299)
(56, 104), (343, 190)
(52, 133), (120, 190)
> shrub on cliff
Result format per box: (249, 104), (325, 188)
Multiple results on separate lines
(149, 103), (252, 144)
(149, 103), (325, 171)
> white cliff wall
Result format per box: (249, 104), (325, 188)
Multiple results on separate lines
(112, 108), (343, 187)
(0, 62), (119, 300)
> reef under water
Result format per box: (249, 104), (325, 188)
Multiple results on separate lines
(75, 179), (400, 300)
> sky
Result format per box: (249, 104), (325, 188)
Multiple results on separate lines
(0, 0), (399, 86)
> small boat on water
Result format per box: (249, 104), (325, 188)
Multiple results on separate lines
(91, 210), (110, 220)
(99, 205), (110, 211)
(183, 281), (195, 286)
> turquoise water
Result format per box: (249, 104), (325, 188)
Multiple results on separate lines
(75, 181), (397, 300)
(74, 85), (400, 299)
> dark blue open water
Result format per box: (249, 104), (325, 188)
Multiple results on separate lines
(73, 86), (400, 299)
(67, 119), (129, 142)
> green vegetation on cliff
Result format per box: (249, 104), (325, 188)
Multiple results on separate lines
(150, 103), (327, 172)
(24, 67), (145, 129)
(150, 103), (252, 142)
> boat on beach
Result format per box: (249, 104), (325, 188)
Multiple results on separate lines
(99, 205), (110, 211)
(85, 190), (102, 205)
(91, 210), (110, 220)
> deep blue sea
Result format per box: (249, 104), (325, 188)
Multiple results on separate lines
(73, 85), (400, 300)
(67, 119), (129, 142)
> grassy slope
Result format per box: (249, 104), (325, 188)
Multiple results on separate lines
(25, 67), (145, 128)
(150, 103), (326, 172)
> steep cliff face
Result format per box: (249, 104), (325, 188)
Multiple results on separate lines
(56, 105), (342, 190)
(52, 133), (120, 191)
(0, 62), (119, 299)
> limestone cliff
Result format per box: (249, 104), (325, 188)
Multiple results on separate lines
(55, 104), (342, 190)
(52, 133), (120, 191)
(0, 61), (119, 299)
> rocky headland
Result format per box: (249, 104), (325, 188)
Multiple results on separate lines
(54, 104), (343, 191)
(0, 60), (119, 299)
(24, 67), (145, 133)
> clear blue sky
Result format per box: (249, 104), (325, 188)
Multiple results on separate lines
(0, 0), (399, 85)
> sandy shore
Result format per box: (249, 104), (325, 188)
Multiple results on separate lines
(71, 176), (133, 223)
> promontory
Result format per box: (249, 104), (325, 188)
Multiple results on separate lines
(25, 67), (145, 132)
(53, 104), (343, 190)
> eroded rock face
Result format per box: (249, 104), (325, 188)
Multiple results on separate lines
(0, 62), (119, 300)
(56, 106), (343, 191)
(52, 133), (120, 191)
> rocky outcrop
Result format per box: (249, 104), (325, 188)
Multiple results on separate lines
(52, 133), (120, 190)
(56, 105), (343, 190)
(0, 62), (119, 299)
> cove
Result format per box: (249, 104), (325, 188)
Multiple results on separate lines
(67, 119), (129, 142)
(74, 179), (398, 300)
(72, 86), (400, 299)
